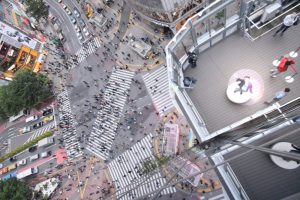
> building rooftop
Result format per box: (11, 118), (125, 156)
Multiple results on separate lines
(223, 123), (300, 200)
(184, 25), (300, 134)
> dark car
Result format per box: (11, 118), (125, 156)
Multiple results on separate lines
(9, 156), (17, 162)
(42, 108), (53, 116)
(33, 121), (44, 129)
(29, 146), (37, 152)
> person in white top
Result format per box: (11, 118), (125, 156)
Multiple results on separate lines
(273, 12), (298, 37)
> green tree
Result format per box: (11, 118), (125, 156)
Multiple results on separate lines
(25, 0), (49, 22)
(0, 178), (33, 200)
(0, 69), (52, 119)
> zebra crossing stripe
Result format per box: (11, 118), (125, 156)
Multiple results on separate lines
(143, 66), (174, 117)
(86, 69), (134, 160)
(57, 89), (82, 159)
(24, 122), (54, 144)
(108, 134), (176, 199)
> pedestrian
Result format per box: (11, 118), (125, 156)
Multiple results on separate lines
(273, 12), (298, 37)
(270, 57), (297, 77)
(264, 88), (290, 105)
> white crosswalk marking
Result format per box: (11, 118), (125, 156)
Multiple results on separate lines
(75, 36), (102, 64)
(143, 66), (174, 117)
(24, 122), (55, 143)
(57, 89), (82, 159)
(86, 69), (135, 160)
(108, 134), (176, 199)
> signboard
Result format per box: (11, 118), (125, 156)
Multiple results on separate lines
(0, 21), (37, 49)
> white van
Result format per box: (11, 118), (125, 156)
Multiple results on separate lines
(41, 152), (48, 158)
(25, 115), (39, 123)
(30, 154), (39, 162)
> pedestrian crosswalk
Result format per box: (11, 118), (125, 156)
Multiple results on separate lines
(25, 122), (55, 144)
(75, 36), (102, 63)
(143, 66), (174, 117)
(57, 89), (82, 159)
(86, 69), (135, 160)
(108, 134), (176, 199)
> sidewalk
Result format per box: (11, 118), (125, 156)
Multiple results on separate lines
(115, 13), (170, 72)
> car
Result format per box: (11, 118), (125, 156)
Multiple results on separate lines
(25, 115), (39, 123)
(28, 145), (37, 152)
(57, 0), (62, 3)
(62, 4), (67, 10)
(9, 156), (17, 162)
(17, 159), (27, 166)
(84, 31), (90, 37)
(77, 32), (83, 40)
(66, 8), (72, 15)
(78, 19), (86, 27)
(30, 154), (39, 162)
(41, 152), (48, 158)
(70, 16), (76, 24)
(74, 24), (81, 32)
(33, 121), (43, 129)
(19, 126), (31, 134)
(43, 115), (54, 124)
(42, 108), (53, 116)
(97, 8), (103, 14)
(74, 9), (80, 18)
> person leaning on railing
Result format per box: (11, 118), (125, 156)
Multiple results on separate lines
(273, 12), (299, 37)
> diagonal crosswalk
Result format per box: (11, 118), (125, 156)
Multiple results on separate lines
(143, 66), (174, 117)
(57, 89), (82, 159)
(108, 134), (176, 199)
(25, 122), (55, 144)
(86, 69), (135, 160)
(75, 36), (102, 63)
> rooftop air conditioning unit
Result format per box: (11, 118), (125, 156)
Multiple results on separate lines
(260, 2), (282, 23)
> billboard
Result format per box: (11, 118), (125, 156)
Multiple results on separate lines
(0, 21), (37, 49)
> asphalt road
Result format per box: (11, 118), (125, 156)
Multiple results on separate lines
(45, 0), (81, 53)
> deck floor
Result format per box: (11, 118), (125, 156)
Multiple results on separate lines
(185, 25), (300, 133)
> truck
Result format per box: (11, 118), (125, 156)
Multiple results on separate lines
(16, 167), (38, 179)
(38, 137), (54, 148)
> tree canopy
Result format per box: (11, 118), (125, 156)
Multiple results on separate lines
(0, 69), (52, 121)
(0, 178), (33, 200)
(25, 0), (49, 22)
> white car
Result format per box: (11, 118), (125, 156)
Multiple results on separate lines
(19, 126), (31, 134)
(74, 24), (80, 32)
(77, 32), (83, 41)
(25, 115), (39, 123)
(30, 154), (39, 162)
(17, 159), (27, 166)
(74, 9), (80, 18)
(66, 8), (72, 15)
(84, 31), (90, 37)
(41, 152), (48, 158)
(57, 0), (62, 3)
(62, 4), (67, 10)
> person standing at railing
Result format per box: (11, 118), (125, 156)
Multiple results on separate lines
(273, 12), (299, 37)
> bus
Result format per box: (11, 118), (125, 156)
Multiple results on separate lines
(17, 167), (38, 179)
